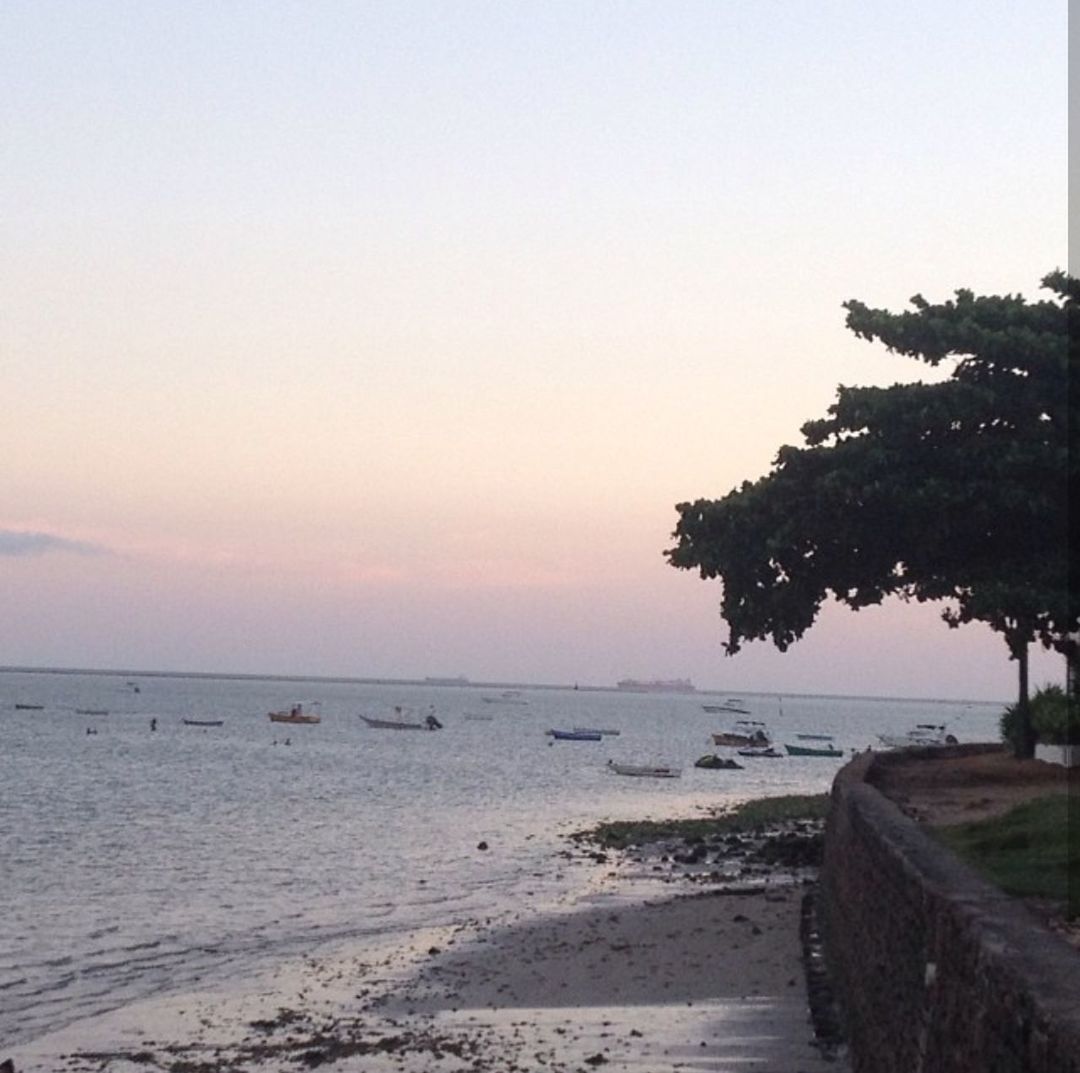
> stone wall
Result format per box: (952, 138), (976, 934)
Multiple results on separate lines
(821, 747), (1080, 1073)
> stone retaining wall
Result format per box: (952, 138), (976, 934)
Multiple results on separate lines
(821, 746), (1080, 1073)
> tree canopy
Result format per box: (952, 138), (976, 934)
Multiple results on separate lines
(667, 272), (1076, 725)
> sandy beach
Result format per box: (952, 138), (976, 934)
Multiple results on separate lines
(10, 806), (844, 1073)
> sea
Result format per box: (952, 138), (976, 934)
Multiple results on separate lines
(0, 667), (1006, 1052)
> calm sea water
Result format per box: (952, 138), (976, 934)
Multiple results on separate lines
(0, 669), (1004, 1049)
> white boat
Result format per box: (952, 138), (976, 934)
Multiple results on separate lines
(712, 719), (771, 747)
(360, 705), (442, 731)
(482, 691), (529, 705)
(877, 724), (958, 749)
(703, 698), (751, 715)
(607, 760), (682, 778)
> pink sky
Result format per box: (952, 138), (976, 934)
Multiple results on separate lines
(1, 2), (1067, 701)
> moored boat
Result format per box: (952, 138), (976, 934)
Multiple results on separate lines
(183, 718), (224, 727)
(702, 699), (751, 715)
(548, 728), (602, 741)
(784, 741), (843, 758)
(573, 726), (620, 737)
(712, 719), (771, 748)
(607, 760), (682, 778)
(737, 745), (783, 758)
(268, 702), (321, 725)
(877, 724), (957, 749)
(360, 706), (442, 730)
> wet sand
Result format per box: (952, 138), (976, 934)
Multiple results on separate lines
(11, 833), (844, 1072)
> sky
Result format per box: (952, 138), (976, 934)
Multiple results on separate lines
(1, 1), (1069, 700)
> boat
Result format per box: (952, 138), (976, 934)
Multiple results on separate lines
(702, 698), (751, 714)
(737, 745), (784, 758)
(573, 726), (621, 737)
(360, 706), (442, 730)
(878, 724), (958, 749)
(268, 702), (321, 725)
(14, 703), (44, 711)
(796, 732), (835, 741)
(75, 708), (109, 716)
(607, 760), (682, 778)
(711, 719), (772, 748)
(784, 741), (843, 758)
(548, 729), (602, 741)
(183, 718), (224, 727)
(616, 678), (696, 693)
(693, 754), (743, 770)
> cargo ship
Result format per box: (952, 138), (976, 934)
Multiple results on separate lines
(616, 677), (696, 694)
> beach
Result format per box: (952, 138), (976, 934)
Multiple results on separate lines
(11, 802), (844, 1072)
(4, 672), (995, 1070)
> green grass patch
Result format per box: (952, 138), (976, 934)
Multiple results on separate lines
(571, 793), (831, 850)
(934, 794), (1080, 918)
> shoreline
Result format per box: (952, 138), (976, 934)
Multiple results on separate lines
(10, 799), (844, 1073)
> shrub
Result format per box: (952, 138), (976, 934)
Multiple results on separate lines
(999, 703), (1025, 751)
(1030, 685), (1080, 745)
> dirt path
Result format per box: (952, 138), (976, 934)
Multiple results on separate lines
(868, 745), (1076, 827)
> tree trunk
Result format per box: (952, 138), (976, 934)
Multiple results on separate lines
(1014, 642), (1036, 759)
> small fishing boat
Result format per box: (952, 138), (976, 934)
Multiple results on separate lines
(482, 691), (529, 705)
(183, 718), (224, 727)
(694, 754), (743, 770)
(703, 699), (751, 715)
(607, 760), (682, 778)
(877, 724), (957, 749)
(573, 726), (620, 737)
(737, 745), (784, 758)
(360, 706), (442, 730)
(268, 702), (321, 725)
(548, 729), (602, 741)
(712, 719), (772, 748)
(784, 741), (843, 758)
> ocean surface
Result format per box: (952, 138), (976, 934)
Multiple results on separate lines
(0, 668), (1005, 1050)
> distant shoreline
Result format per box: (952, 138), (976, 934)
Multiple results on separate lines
(0, 663), (1006, 707)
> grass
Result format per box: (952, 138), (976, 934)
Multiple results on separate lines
(934, 794), (1080, 918)
(570, 793), (831, 850)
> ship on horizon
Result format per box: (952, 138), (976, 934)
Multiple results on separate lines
(616, 677), (697, 694)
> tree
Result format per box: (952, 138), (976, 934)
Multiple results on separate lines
(667, 272), (1076, 758)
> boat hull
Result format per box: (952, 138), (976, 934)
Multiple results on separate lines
(269, 713), (320, 724)
(360, 716), (435, 730)
(784, 743), (842, 757)
(608, 761), (681, 778)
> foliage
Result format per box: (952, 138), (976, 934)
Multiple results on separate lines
(1001, 685), (1080, 748)
(668, 272), (1076, 757)
(934, 795), (1079, 918)
(570, 793), (830, 850)
(1031, 685), (1080, 745)
(999, 703), (1026, 753)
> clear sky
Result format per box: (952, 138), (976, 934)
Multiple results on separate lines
(2, 2), (1068, 700)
